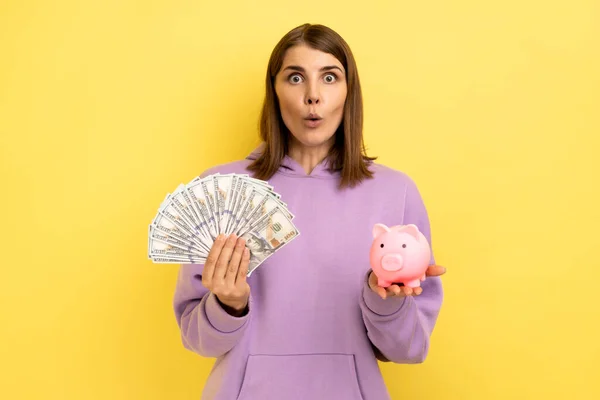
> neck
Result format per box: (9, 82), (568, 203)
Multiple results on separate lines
(288, 139), (333, 175)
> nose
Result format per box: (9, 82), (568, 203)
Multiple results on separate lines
(305, 82), (320, 105)
(381, 254), (403, 272)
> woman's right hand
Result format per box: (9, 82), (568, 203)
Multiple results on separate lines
(202, 233), (251, 317)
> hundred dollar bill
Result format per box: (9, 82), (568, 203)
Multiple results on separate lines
(150, 256), (206, 264)
(228, 186), (261, 235)
(169, 185), (198, 230)
(235, 174), (276, 194)
(188, 174), (280, 236)
(149, 224), (207, 256)
(201, 178), (219, 235)
(224, 175), (243, 234)
(226, 178), (253, 234)
(213, 174), (235, 236)
(151, 209), (206, 251)
(176, 183), (214, 247)
(224, 174), (241, 232)
(185, 186), (215, 244)
(186, 179), (218, 240)
(195, 173), (274, 192)
(210, 175), (222, 234)
(217, 174), (235, 234)
(148, 225), (207, 261)
(150, 173), (299, 274)
(222, 175), (279, 234)
(157, 194), (209, 248)
(239, 205), (300, 276)
(230, 186), (271, 235)
(234, 189), (293, 237)
(170, 185), (212, 252)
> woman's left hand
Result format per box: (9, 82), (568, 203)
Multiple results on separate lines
(368, 265), (446, 299)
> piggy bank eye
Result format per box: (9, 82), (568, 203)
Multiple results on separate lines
(380, 243), (384, 248)
(402, 244), (406, 248)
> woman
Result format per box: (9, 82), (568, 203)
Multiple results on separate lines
(173, 23), (445, 400)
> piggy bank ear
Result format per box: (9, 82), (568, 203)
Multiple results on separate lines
(400, 224), (420, 239)
(372, 223), (390, 238)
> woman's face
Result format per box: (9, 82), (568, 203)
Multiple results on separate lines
(274, 44), (347, 152)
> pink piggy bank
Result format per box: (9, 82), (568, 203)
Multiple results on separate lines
(369, 223), (431, 288)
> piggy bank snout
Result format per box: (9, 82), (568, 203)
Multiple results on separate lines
(381, 254), (403, 272)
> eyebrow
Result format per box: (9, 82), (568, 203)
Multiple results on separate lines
(282, 65), (344, 74)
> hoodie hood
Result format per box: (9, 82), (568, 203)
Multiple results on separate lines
(245, 143), (340, 179)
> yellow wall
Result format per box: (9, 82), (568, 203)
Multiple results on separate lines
(1, 1), (598, 399)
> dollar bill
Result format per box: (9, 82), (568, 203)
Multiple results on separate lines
(149, 224), (208, 256)
(149, 173), (299, 275)
(186, 180), (218, 240)
(170, 185), (212, 252)
(148, 226), (207, 262)
(156, 194), (209, 251)
(213, 174), (234, 236)
(238, 204), (300, 276)
(151, 209), (206, 251)
(234, 190), (292, 236)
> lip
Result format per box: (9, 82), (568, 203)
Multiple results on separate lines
(304, 112), (323, 128)
(304, 118), (323, 128)
(306, 113), (322, 119)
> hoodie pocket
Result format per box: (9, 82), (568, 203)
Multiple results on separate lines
(236, 353), (365, 400)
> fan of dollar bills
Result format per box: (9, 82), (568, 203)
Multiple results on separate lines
(148, 173), (300, 276)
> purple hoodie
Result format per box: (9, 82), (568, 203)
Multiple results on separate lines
(173, 146), (444, 399)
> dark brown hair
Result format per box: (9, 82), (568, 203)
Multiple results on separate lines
(247, 23), (377, 189)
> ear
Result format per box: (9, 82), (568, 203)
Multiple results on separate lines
(372, 223), (390, 238)
(399, 224), (420, 239)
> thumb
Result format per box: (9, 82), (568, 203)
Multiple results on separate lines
(367, 270), (378, 289)
(426, 265), (446, 276)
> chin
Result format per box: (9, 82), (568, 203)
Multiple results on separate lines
(293, 130), (335, 148)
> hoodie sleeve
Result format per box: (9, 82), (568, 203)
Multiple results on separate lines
(359, 177), (444, 364)
(173, 263), (252, 358)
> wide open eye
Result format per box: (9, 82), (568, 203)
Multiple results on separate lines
(324, 73), (337, 83)
(380, 243), (384, 248)
(402, 244), (406, 248)
(288, 74), (303, 84)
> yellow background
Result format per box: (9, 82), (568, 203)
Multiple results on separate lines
(1, 0), (598, 399)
